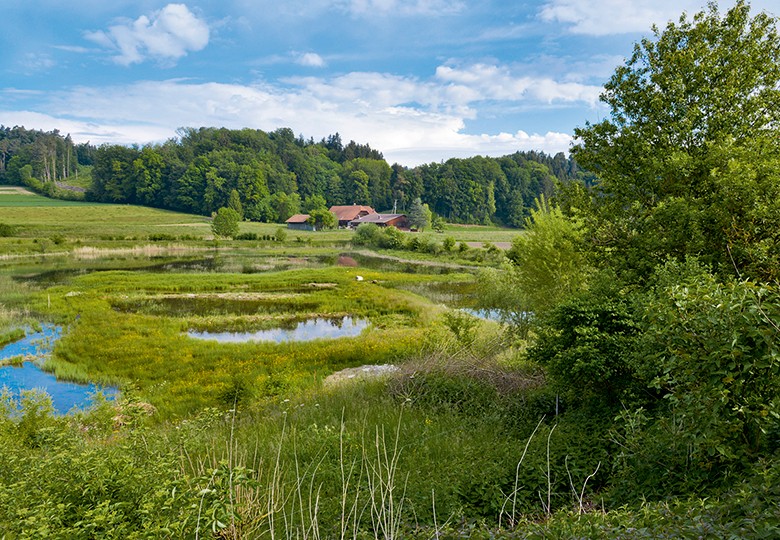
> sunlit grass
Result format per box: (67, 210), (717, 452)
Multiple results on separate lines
(29, 266), (466, 418)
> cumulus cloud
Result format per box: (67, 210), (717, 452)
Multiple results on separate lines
(296, 52), (326, 67)
(435, 63), (602, 106)
(20, 60), (587, 165)
(85, 3), (209, 65)
(539, 0), (779, 36)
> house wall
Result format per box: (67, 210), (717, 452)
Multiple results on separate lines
(287, 223), (315, 231)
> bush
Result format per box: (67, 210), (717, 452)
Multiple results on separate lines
(352, 223), (383, 246)
(0, 223), (16, 237)
(211, 207), (241, 239)
(379, 226), (405, 249)
(148, 233), (176, 242)
(528, 273), (643, 408)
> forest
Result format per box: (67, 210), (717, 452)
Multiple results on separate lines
(0, 124), (591, 226)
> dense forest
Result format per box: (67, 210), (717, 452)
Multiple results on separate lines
(0, 125), (592, 226)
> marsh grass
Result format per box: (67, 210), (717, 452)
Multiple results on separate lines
(29, 267), (451, 418)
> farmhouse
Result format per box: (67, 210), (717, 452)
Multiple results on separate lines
(350, 213), (409, 229)
(285, 214), (315, 231)
(329, 205), (376, 227)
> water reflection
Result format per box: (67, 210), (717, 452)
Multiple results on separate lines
(0, 325), (119, 414)
(188, 317), (369, 343)
(460, 308), (504, 321)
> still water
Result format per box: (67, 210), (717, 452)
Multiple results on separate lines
(0, 325), (118, 414)
(188, 317), (369, 344)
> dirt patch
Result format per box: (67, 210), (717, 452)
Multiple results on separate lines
(338, 255), (359, 267)
(324, 364), (399, 386)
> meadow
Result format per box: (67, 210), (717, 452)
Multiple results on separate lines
(2, 188), (773, 538)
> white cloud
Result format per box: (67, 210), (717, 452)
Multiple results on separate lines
(296, 52), (326, 67)
(540, 0), (780, 36)
(85, 3), (209, 65)
(11, 61), (591, 165)
(18, 53), (56, 74)
(435, 63), (602, 106)
(343, 0), (463, 16)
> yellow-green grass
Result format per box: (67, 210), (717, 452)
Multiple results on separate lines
(441, 223), (522, 244)
(33, 266), (470, 418)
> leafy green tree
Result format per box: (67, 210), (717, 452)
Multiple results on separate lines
(407, 197), (432, 231)
(344, 170), (371, 206)
(267, 192), (301, 223)
(302, 194), (327, 213)
(228, 189), (243, 219)
(211, 207), (240, 238)
(306, 209), (337, 230)
(133, 147), (164, 206)
(505, 196), (588, 315)
(573, 1), (780, 281)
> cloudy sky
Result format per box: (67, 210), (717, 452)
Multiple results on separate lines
(1, 0), (775, 165)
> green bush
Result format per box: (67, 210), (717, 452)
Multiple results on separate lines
(352, 223), (382, 246)
(0, 223), (15, 237)
(529, 279), (643, 407)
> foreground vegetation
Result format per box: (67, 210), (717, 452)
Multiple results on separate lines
(1, 2), (779, 537)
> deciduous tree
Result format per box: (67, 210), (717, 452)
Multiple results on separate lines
(573, 0), (780, 281)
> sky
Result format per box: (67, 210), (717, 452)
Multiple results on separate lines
(1, 0), (776, 166)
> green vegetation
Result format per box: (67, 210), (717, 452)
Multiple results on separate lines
(211, 207), (241, 239)
(2, 124), (586, 227)
(0, 2), (778, 537)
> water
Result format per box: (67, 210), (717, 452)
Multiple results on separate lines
(461, 308), (504, 321)
(188, 317), (369, 344)
(0, 325), (119, 414)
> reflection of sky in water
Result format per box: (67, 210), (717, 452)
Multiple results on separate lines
(460, 308), (532, 323)
(189, 317), (369, 343)
(461, 308), (504, 321)
(0, 325), (118, 414)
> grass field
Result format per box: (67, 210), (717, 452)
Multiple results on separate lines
(0, 187), (520, 259)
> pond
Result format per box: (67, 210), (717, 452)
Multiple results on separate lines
(188, 316), (369, 344)
(0, 325), (119, 414)
(7, 252), (333, 287)
(461, 308), (504, 321)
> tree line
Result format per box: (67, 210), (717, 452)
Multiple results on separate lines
(0, 125), (592, 226)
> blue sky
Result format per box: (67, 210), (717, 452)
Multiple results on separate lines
(1, 0), (775, 165)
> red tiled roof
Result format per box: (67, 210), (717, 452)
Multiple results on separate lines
(286, 214), (311, 223)
(329, 205), (376, 221)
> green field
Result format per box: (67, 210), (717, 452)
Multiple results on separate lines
(1, 189), (767, 539)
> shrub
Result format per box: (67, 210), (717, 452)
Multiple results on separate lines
(0, 223), (15, 237)
(211, 207), (241, 239)
(148, 233), (176, 242)
(528, 274), (643, 407)
(352, 223), (382, 246)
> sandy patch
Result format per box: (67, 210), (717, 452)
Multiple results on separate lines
(0, 186), (35, 195)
